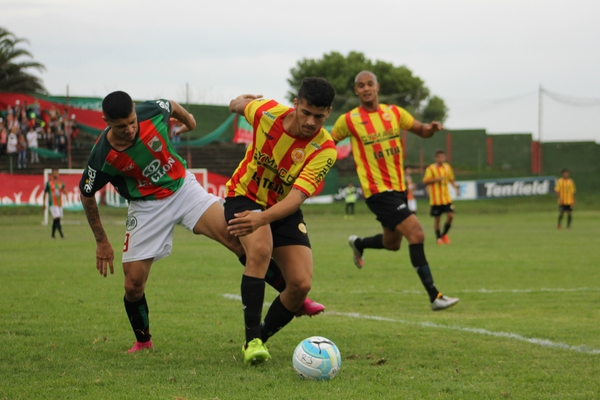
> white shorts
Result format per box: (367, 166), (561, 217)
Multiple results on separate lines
(407, 199), (417, 213)
(121, 172), (220, 263)
(49, 206), (63, 219)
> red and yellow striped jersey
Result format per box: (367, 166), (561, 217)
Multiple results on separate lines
(424, 162), (455, 206)
(226, 99), (337, 208)
(555, 177), (575, 205)
(331, 104), (415, 199)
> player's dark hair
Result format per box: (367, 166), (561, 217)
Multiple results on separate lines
(435, 150), (445, 156)
(102, 91), (134, 120)
(297, 78), (335, 108)
(561, 168), (569, 174)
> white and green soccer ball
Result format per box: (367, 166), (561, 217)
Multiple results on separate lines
(292, 336), (341, 380)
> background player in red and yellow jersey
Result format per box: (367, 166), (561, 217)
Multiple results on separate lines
(405, 167), (417, 213)
(555, 168), (576, 229)
(225, 78), (336, 364)
(332, 70), (458, 311)
(43, 168), (67, 238)
(423, 150), (459, 244)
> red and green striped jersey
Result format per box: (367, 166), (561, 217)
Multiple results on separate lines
(45, 179), (65, 206)
(79, 100), (187, 201)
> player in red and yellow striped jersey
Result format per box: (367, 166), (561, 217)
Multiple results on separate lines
(423, 150), (459, 244)
(331, 70), (458, 312)
(225, 78), (337, 364)
(43, 168), (67, 238)
(555, 168), (576, 229)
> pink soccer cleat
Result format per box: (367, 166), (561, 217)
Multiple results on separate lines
(295, 298), (325, 317)
(127, 340), (153, 353)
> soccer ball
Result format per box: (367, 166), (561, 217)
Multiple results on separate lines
(292, 336), (341, 380)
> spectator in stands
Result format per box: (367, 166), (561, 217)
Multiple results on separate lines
(6, 126), (19, 159)
(17, 131), (27, 169)
(169, 118), (181, 152)
(44, 124), (54, 150)
(27, 125), (39, 164)
(69, 114), (79, 146)
(0, 118), (6, 156)
(55, 122), (67, 154)
(31, 99), (41, 119)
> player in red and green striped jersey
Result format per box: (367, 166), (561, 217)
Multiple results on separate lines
(43, 168), (67, 238)
(79, 91), (321, 354)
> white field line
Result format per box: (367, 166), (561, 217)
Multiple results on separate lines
(221, 293), (600, 356)
(347, 287), (600, 295)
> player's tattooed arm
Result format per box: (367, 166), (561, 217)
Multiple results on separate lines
(81, 194), (114, 277)
(81, 194), (108, 243)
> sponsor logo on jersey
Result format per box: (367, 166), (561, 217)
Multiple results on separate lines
(147, 136), (163, 152)
(291, 148), (306, 164)
(310, 142), (321, 150)
(83, 167), (97, 193)
(262, 111), (277, 121)
(261, 129), (274, 141)
(141, 157), (177, 183)
(122, 163), (135, 172)
(382, 113), (392, 121)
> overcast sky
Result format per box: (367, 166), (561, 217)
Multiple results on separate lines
(4, 0), (600, 142)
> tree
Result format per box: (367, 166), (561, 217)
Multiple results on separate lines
(422, 95), (448, 124)
(287, 51), (447, 121)
(0, 27), (47, 94)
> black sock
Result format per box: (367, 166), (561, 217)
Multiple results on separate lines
(567, 214), (572, 228)
(239, 255), (286, 293)
(52, 219), (57, 237)
(241, 275), (265, 344)
(261, 295), (296, 343)
(57, 220), (64, 238)
(442, 223), (451, 236)
(558, 214), (563, 226)
(409, 243), (439, 302)
(124, 294), (151, 342)
(435, 229), (441, 239)
(355, 234), (384, 252)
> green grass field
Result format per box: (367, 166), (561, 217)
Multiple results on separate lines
(1, 197), (599, 399)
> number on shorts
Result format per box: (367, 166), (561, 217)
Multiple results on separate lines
(123, 233), (130, 252)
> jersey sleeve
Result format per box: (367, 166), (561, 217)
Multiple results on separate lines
(447, 164), (455, 182)
(243, 99), (271, 126)
(293, 147), (337, 197)
(423, 166), (433, 183)
(155, 99), (173, 121)
(78, 144), (114, 197)
(394, 106), (415, 131)
(330, 114), (350, 143)
(44, 181), (50, 194)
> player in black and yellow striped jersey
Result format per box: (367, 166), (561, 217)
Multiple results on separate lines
(555, 168), (576, 229)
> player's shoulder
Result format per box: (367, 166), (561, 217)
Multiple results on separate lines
(136, 99), (171, 120)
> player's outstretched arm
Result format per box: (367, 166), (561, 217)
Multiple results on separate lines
(229, 94), (263, 116)
(170, 100), (196, 136)
(81, 194), (114, 277)
(409, 120), (444, 139)
(228, 189), (307, 237)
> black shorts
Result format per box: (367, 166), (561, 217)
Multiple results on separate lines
(365, 191), (413, 232)
(559, 205), (573, 212)
(430, 204), (454, 217)
(224, 196), (310, 248)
